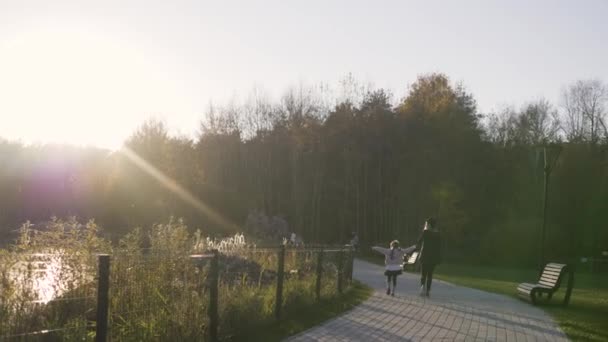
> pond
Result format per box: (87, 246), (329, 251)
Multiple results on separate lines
(6, 252), (92, 305)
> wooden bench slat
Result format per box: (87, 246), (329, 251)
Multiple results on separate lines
(541, 273), (560, 278)
(539, 281), (558, 287)
(541, 270), (561, 276)
(544, 274), (561, 280)
(540, 275), (560, 283)
(539, 280), (559, 287)
(545, 266), (566, 272)
(544, 266), (564, 271)
(517, 263), (572, 306)
(539, 278), (559, 285)
(542, 270), (562, 277)
(541, 272), (561, 278)
(543, 274), (561, 280)
(517, 283), (535, 291)
(540, 273), (560, 279)
(517, 283), (552, 290)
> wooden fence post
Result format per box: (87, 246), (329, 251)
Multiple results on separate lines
(275, 244), (286, 319)
(208, 250), (219, 342)
(315, 248), (324, 301)
(337, 248), (344, 294)
(95, 254), (110, 342)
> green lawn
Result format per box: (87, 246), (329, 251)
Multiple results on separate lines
(431, 263), (608, 342)
(359, 254), (607, 341)
(232, 281), (372, 341)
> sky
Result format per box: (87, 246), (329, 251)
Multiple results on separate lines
(1, 0), (607, 150)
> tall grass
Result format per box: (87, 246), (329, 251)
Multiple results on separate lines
(0, 217), (108, 339)
(0, 218), (347, 341)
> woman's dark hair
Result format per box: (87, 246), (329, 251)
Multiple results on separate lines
(426, 217), (437, 228)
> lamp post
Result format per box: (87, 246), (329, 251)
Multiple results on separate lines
(538, 144), (562, 273)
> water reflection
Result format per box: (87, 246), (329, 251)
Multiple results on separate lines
(11, 253), (88, 304)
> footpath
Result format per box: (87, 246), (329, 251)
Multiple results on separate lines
(286, 259), (568, 341)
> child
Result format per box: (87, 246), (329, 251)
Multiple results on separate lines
(372, 240), (411, 296)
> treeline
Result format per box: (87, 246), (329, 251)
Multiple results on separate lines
(1, 74), (607, 266)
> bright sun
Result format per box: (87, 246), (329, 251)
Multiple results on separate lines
(0, 28), (187, 150)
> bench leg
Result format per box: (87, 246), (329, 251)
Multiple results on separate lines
(530, 290), (537, 305)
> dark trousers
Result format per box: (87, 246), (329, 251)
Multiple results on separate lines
(420, 263), (436, 291)
(386, 274), (397, 288)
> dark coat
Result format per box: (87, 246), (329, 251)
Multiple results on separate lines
(416, 229), (441, 265)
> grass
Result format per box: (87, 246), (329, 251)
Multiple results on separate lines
(358, 253), (608, 341)
(3, 218), (365, 341)
(232, 280), (372, 342)
(431, 264), (608, 342)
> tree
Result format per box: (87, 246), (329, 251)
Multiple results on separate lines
(561, 79), (608, 144)
(2, 74), (608, 266)
(395, 74), (487, 252)
(521, 99), (561, 144)
(485, 99), (560, 146)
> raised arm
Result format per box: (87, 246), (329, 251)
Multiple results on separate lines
(371, 246), (389, 255)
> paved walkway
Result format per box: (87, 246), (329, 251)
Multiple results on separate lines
(287, 259), (568, 341)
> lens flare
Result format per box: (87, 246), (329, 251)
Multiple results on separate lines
(121, 147), (237, 231)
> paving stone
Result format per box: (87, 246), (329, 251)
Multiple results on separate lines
(286, 260), (568, 341)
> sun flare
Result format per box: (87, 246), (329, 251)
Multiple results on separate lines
(0, 28), (186, 150)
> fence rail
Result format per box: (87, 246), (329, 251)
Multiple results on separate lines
(0, 245), (355, 341)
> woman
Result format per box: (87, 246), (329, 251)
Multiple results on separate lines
(372, 240), (406, 296)
(416, 217), (441, 297)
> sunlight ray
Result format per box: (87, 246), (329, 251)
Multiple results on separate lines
(121, 147), (238, 231)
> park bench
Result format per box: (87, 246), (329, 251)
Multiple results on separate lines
(516, 263), (574, 306)
(402, 251), (419, 272)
